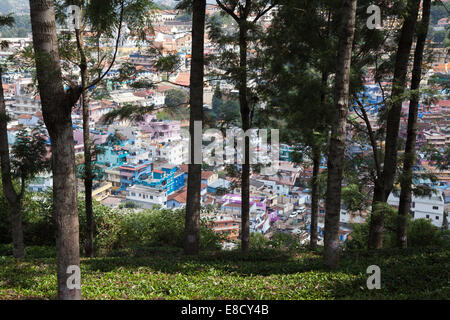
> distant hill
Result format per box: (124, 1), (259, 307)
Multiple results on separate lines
(154, 0), (178, 9)
(0, 0), (29, 15)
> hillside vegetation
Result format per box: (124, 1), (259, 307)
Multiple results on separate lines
(0, 246), (448, 300)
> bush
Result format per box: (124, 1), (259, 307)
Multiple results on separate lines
(77, 194), (124, 256)
(407, 219), (448, 247)
(0, 186), (223, 256)
(345, 222), (369, 250)
(0, 243), (55, 258)
(270, 232), (303, 251)
(345, 204), (450, 249)
(116, 209), (223, 251)
(248, 232), (270, 249)
(0, 191), (56, 246)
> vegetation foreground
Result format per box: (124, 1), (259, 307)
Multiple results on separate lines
(0, 246), (448, 300)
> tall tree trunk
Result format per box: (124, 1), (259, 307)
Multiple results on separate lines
(324, 0), (356, 269)
(369, 0), (420, 249)
(397, 0), (431, 248)
(310, 149), (320, 250)
(0, 69), (24, 258)
(10, 202), (24, 258)
(76, 27), (94, 258)
(239, 24), (251, 254)
(311, 69), (328, 251)
(184, 0), (205, 255)
(82, 90), (94, 257)
(29, 0), (82, 300)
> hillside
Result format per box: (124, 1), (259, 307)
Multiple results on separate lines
(0, 0), (29, 15)
(0, 246), (448, 300)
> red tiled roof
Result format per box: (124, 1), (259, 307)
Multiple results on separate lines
(201, 171), (214, 179)
(175, 72), (190, 87)
(168, 187), (187, 203)
(438, 100), (450, 107)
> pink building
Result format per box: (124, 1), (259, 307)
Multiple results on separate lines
(221, 194), (267, 212)
(137, 115), (181, 143)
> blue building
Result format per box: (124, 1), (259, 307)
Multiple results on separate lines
(138, 165), (185, 195)
(280, 144), (294, 162)
(97, 145), (129, 168)
(119, 161), (153, 191)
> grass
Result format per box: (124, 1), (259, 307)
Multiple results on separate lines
(0, 246), (448, 300)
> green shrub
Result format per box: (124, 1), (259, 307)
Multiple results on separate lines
(407, 218), (447, 247)
(116, 209), (223, 251)
(346, 204), (449, 249)
(248, 232), (270, 249)
(0, 191), (56, 246)
(77, 194), (124, 255)
(345, 222), (369, 250)
(0, 187), (223, 256)
(270, 232), (303, 251)
(0, 243), (55, 258)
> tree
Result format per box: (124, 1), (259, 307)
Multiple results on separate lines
(261, 0), (336, 250)
(397, 0), (432, 248)
(28, 0), (83, 299)
(324, 0), (357, 269)
(369, 0), (421, 249)
(214, 0), (275, 254)
(56, 0), (154, 257)
(184, 0), (206, 255)
(0, 14), (27, 259)
(165, 89), (189, 108)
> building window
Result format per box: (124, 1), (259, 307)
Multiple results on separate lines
(436, 216), (439, 220)
(432, 206), (439, 210)
(426, 215), (430, 219)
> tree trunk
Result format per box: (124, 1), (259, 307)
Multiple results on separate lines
(10, 202), (24, 258)
(76, 27), (94, 258)
(324, 0), (356, 269)
(83, 90), (94, 257)
(310, 149), (320, 250)
(239, 24), (251, 254)
(29, 0), (82, 300)
(184, 0), (205, 255)
(311, 69), (328, 251)
(397, 0), (431, 248)
(369, 0), (420, 249)
(0, 68), (24, 258)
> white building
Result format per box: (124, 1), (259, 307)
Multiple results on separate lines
(159, 141), (188, 165)
(9, 96), (41, 117)
(387, 192), (445, 227)
(28, 172), (53, 192)
(126, 185), (167, 209)
(339, 208), (366, 224)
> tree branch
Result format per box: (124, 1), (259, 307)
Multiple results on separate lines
(85, 1), (125, 90)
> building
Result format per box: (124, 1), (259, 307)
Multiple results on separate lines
(167, 187), (187, 208)
(159, 141), (187, 165)
(119, 161), (153, 191)
(97, 145), (130, 168)
(9, 95), (41, 117)
(387, 191), (445, 227)
(126, 184), (167, 208)
(138, 165), (185, 195)
(280, 144), (294, 162)
(211, 215), (240, 241)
